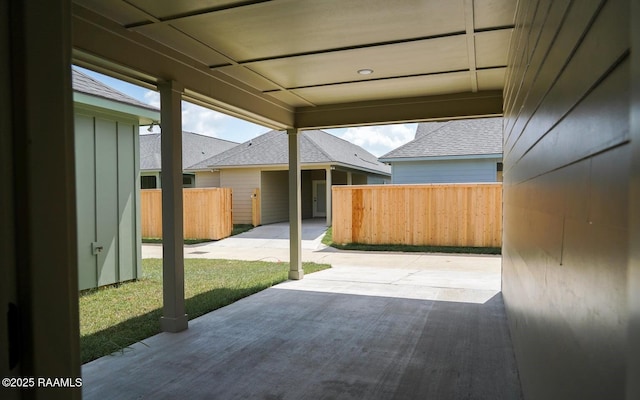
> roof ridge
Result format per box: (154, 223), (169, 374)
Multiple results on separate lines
(202, 130), (283, 167)
(417, 120), (451, 138)
(306, 129), (380, 160)
(378, 124), (437, 158)
(305, 130), (388, 172)
(182, 131), (240, 144)
(302, 130), (334, 162)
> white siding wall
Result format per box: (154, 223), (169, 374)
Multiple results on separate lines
(220, 168), (260, 224)
(195, 171), (221, 187)
(391, 158), (500, 184)
(260, 171), (289, 224)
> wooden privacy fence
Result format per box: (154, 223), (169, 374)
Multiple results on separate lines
(332, 184), (502, 248)
(141, 188), (233, 240)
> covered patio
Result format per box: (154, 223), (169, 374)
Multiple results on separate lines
(82, 254), (520, 399)
(2, 1), (638, 400)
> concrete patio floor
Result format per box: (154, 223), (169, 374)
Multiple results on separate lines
(83, 221), (522, 399)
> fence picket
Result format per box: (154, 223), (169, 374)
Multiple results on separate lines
(332, 184), (502, 247)
(141, 188), (233, 240)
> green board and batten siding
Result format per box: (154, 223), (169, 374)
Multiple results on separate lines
(75, 104), (141, 290)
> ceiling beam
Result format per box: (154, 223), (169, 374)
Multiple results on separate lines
(213, 31), (468, 67)
(124, 0), (272, 28)
(294, 91), (503, 129)
(71, 4), (294, 129)
(464, 0), (479, 92)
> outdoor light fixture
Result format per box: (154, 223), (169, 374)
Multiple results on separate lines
(147, 122), (156, 132)
(357, 68), (374, 75)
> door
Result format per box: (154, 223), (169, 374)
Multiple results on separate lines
(312, 180), (327, 217)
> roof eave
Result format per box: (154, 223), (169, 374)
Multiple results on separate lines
(73, 92), (160, 124)
(187, 162), (390, 176)
(379, 153), (502, 163)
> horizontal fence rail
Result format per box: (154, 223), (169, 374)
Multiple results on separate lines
(332, 184), (502, 248)
(141, 188), (233, 240)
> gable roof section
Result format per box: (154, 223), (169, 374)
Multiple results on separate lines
(189, 130), (391, 176)
(140, 131), (239, 171)
(379, 117), (503, 161)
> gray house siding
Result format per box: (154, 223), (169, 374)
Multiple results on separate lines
(195, 171), (221, 188)
(391, 158), (501, 184)
(260, 171), (289, 224)
(503, 0), (630, 398)
(366, 176), (385, 184)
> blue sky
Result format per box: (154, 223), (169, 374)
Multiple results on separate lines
(75, 66), (416, 157)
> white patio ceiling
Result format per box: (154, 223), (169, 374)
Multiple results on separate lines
(71, 0), (514, 129)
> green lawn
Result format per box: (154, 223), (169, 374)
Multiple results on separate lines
(80, 258), (329, 363)
(322, 227), (501, 255)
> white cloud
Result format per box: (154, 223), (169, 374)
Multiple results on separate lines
(140, 88), (417, 155)
(143, 90), (160, 108)
(181, 102), (227, 136)
(330, 124), (416, 157)
(141, 91), (265, 140)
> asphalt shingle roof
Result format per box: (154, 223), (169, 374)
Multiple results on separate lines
(189, 130), (391, 176)
(140, 132), (239, 171)
(72, 69), (158, 112)
(379, 117), (503, 160)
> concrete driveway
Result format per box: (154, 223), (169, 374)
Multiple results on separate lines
(142, 219), (502, 303)
(142, 218), (328, 259)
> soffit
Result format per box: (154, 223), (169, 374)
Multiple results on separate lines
(72, 0), (515, 129)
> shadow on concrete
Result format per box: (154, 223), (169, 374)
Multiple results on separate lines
(83, 288), (522, 399)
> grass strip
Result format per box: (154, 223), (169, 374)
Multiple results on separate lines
(142, 224), (255, 244)
(80, 258), (329, 363)
(322, 227), (501, 255)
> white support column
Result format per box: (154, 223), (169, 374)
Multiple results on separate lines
(347, 171), (352, 185)
(159, 80), (188, 332)
(326, 167), (332, 226)
(288, 129), (304, 280)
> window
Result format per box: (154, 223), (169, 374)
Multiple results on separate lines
(182, 174), (195, 188)
(141, 175), (157, 189)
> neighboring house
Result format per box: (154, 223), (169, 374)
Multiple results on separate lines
(139, 131), (238, 188)
(73, 68), (160, 290)
(188, 129), (391, 225)
(379, 117), (503, 184)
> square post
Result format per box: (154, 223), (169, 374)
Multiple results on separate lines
(4, 1), (81, 395)
(288, 129), (303, 280)
(628, 1), (640, 398)
(159, 80), (188, 332)
(326, 167), (332, 226)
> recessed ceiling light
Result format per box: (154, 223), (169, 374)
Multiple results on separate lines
(357, 69), (374, 75)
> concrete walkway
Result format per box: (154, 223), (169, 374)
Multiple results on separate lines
(83, 220), (521, 399)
